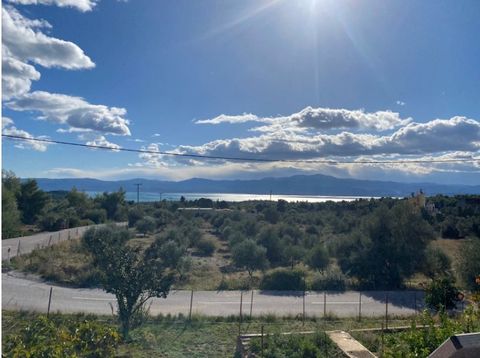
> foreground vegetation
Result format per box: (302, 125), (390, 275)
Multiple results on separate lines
(352, 306), (480, 357)
(2, 311), (413, 358)
(3, 305), (479, 357)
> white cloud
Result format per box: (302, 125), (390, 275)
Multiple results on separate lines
(396, 100), (406, 106)
(138, 143), (165, 167)
(2, 117), (15, 128)
(196, 107), (412, 132)
(2, 55), (41, 100)
(152, 133), (161, 137)
(7, 0), (97, 12)
(389, 117), (480, 154)
(85, 135), (121, 151)
(7, 91), (131, 136)
(2, 7), (95, 70)
(2, 117), (50, 151)
(149, 116), (480, 163)
(196, 113), (259, 125)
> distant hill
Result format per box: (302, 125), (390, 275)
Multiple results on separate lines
(31, 174), (480, 197)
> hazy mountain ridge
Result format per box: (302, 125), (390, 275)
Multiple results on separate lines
(31, 174), (480, 197)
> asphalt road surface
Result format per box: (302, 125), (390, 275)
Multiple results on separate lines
(2, 222), (127, 261)
(2, 273), (424, 318)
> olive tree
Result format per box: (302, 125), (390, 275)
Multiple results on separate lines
(83, 226), (176, 338)
(232, 239), (268, 278)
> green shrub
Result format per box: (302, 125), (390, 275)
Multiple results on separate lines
(307, 244), (329, 271)
(135, 216), (156, 235)
(260, 268), (305, 291)
(85, 208), (107, 224)
(3, 315), (120, 357)
(39, 213), (65, 231)
(425, 277), (460, 311)
(195, 238), (216, 256)
(128, 207), (144, 227)
(310, 266), (347, 291)
(383, 308), (480, 357)
(250, 331), (341, 357)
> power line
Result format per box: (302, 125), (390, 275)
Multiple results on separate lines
(2, 133), (479, 165)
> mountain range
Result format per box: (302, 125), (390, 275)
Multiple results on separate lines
(32, 174), (480, 197)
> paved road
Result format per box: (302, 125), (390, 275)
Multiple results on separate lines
(2, 273), (424, 318)
(2, 222), (127, 261)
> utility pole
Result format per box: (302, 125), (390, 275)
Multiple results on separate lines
(134, 183), (142, 204)
(269, 190), (272, 201)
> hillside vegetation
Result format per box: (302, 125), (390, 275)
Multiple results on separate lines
(9, 187), (480, 292)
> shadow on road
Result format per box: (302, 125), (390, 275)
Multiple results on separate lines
(362, 290), (425, 309)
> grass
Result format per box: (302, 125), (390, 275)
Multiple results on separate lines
(9, 239), (99, 287)
(350, 329), (397, 355)
(2, 310), (415, 358)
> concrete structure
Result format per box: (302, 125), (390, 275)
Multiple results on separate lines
(429, 333), (480, 358)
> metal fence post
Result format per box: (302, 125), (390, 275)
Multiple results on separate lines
(385, 292), (389, 330)
(359, 292), (362, 321)
(249, 290), (254, 319)
(302, 289), (306, 326)
(240, 291), (243, 320)
(239, 291), (243, 335)
(47, 287), (53, 317)
(414, 291), (417, 314)
(323, 291), (326, 317)
(188, 290), (194, 321)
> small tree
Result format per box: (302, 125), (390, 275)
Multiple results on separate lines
(232, 239), (268, 278)
(422, 246), (452, 279)
(195, 238), (216, 256)
(135, 216), (156, 235)
(307, 244), (329, 271)
(83, 226), (176, 338)
(425, 277), (460, 311)
(17, 179), (48, 224)
(458, 238), (480, 291)
(2, 184), (21, 238)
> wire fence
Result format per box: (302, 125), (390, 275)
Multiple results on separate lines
(9, 283), (432, 322)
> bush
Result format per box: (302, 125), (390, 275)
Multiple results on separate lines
(310, 266), (347, 291)
(250, 331), (340, 357)
(260, 268), (305, 291)
(39, 213), (65, 231)
(307, 244), (329, 271)
(135, 216), (156, 235)
(128, 207), (144, 227)
(85, 208), (107, 224)
(195, 238), (216, 256)
(425, 277), (460, 311)
(383, 308), (480, 357)
(3, 315), (120, 357)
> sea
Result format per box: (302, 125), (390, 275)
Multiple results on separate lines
(85, 191), (376, 203)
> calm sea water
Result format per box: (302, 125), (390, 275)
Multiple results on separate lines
(86, 191), (375, 203)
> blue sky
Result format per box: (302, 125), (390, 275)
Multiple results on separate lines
(2, 0), (480, 184)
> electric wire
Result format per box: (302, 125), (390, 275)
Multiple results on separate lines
(2, 133), (479, 165)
